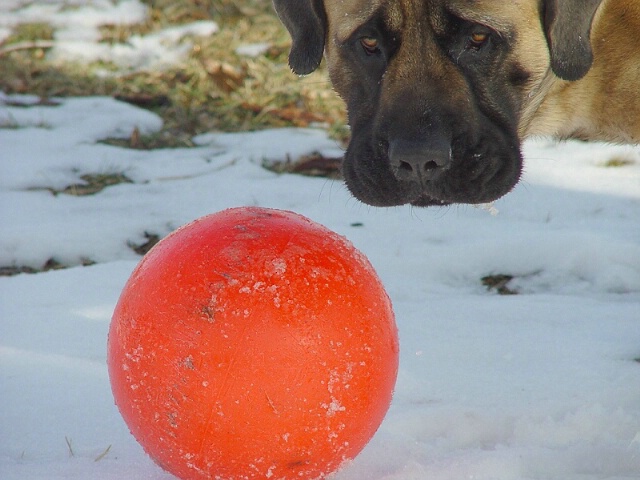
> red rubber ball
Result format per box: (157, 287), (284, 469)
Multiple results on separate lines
(108, 207), (399, 480)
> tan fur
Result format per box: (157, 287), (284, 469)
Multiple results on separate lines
(323, 0), (640, 144)
(525, 0), (640, 142)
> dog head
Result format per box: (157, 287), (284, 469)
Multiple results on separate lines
(273, 0), (603, 206)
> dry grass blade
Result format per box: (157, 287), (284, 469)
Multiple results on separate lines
(0, 40), (55, 57)
(65, 436), (74, 457)
(94, 445), (112, 462)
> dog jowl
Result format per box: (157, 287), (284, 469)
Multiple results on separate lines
(273, 0), (640, 207)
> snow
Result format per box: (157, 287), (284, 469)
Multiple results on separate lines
(236, 43), (271, 58)
(2, 94), (639, 480)
(0, 0), (218, 72)
(49, 20), (219, 71)
(0, 0), (147, 42)
(1, 2), (640, 479)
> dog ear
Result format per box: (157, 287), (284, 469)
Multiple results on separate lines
(543, 0), (603, 81)
(273, 0), (327, 75)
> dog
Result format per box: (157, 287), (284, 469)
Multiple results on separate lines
(273, 0), (640, 206)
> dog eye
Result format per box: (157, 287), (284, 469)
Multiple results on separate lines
(466, 28), (491, 50)
(360, 37), (381, 55)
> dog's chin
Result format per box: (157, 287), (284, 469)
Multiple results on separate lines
(343, 172), (456, 207)
(343, 157), (518, 207)
(379, 188), (506, 208)
(343, 137), (522, 207)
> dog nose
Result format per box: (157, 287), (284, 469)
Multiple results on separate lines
(388, 138), (451, 182)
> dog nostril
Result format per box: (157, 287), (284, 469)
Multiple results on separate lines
(424, 160), (439, 171)
(399, 161), (414, 173)
(398, 159), (440, 175)
(389, 138), (452, 182)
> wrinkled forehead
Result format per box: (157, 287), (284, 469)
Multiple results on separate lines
(443, 0), (535, 30)
(324, 0), (387, 41)
(324, 0), (535, 42)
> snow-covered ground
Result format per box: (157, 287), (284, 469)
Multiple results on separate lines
(2, 93), (640, 480)
(0, 0), (217, 71)
(1, 1), (640, 479)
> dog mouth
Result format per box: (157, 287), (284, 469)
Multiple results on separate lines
(342, 136), (522, 207)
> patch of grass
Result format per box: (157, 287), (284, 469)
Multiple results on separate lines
(0, 117), (53, 130)
(61, 173), (134, 196)
(5, 23), (55, 43)
(100, 125), (196, 149)
(602, 156), (634, 168)
(0, 0), (346, 147)
(28, 173), (134, 196)
(0, 23), (54, 61)
(128, 231), (162, 255)
(0, 117), (19, 129)
(481, 274), (519, 295)
(0, 257), (96, 277)
(264, 152), (343, 179)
